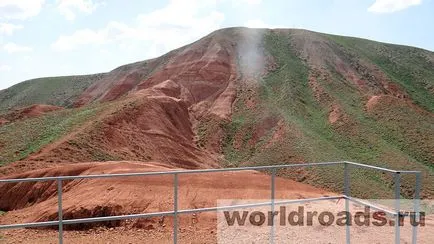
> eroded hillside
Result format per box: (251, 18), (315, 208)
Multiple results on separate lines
(0, 27), (433, 198)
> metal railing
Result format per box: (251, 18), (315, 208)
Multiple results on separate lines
(0, 161), (422, 244)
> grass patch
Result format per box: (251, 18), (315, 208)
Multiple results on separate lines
(0, 105), (104, 165)
(219, 30), (434, 198)
(0, 74), (105, 112)
(326, 34), (434, 112)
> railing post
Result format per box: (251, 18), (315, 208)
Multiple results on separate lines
(57, 179), (63, 244)
(173, 173), (178, 244)
(394, 172), (401, 244)
(270, 168), (276, 244)
(412, 172), (421, 244)
(344, 162), (351, 244)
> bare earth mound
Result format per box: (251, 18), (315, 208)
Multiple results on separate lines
(0, 161), (331, 243)
(0, 161), (327, 226)
(0, 104), (63, 125)
(2, 162), (434, 244)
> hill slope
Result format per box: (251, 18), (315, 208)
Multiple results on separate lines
(0, 27), (433, 198)
(0, 74), (105, 112)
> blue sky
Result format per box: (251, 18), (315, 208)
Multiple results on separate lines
(0, 0), (433, 90)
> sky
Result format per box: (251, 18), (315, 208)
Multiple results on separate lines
(0, 0), (433, 90)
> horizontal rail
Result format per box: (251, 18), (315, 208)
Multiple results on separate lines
(0, 220), (59, 229)
(395, 171), (423, 174)
(0, 161), (345, 183)
(344, 196), (397, 216)
(0, 196), (343, 230)
(179, 195), (343, 215)
(0, 162), (421, 184)
(0, 161), (421, 244)
(346, 161), (421, 174)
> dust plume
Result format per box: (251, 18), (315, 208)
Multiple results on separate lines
(237, 28), (266, 80)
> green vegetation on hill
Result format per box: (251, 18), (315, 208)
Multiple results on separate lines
(0, 105), (103, 165)
(326, 34), (434, 112)
(219, 29), (434, 198)
(0, 27), (432, 199)
(0, 74), (105, 112)
(321, 33), (434, 167)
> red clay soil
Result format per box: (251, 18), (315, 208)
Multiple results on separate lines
(2, 104), (63, 123)
(365, 95), (383, 113)
(0, 161), (328, 229)
(13, 30), (243, 170)
(135, 31), (238, 122)
(264, 119), (286, 149)
(290, 29), (408, 99)
(232, 115), (279, 150)
(307, 70), (333, 104)
(18, 80), (220, 170)
(73, 58), (172, 106)
(3, 162), (434, 244)
(76, 30), (239, 121)
(365, 94), (432, 115)
(0, 118), (9, 126)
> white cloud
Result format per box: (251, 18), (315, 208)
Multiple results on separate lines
(244, 19), (284, 29)
(234, 0), (262, 4)
(0, 23), (23, 35)
(99, 49), (110, 55)
(57, 0), (102, 21)
(368, 0), (422, 13)
(0, 64), (11, 71)
(244, 19), (269, 28)
(134, 0), (225, 51)
(51, 21), (140, 51)
(3, 42), (32, 53)
(0, 0), (45, 20)
(52, 0), (225, 55)
(51, 28), (106, 51)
